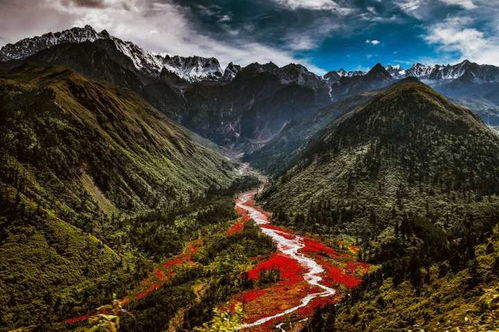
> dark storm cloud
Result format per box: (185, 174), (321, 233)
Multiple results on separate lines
(65, 0), (106, 8)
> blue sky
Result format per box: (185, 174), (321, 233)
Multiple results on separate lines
(0, 0), (498, 73)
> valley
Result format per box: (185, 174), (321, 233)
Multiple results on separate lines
(59, 185), (369, 332)
(0, 23), (498, 332)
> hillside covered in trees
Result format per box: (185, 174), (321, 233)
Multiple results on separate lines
(0, 63), (246, 329)
(259, 81), (499, 330)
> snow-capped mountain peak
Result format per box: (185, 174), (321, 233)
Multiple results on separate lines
(323, 68), (365, 82)
(2, 26), (499, 86)
(222, 62), (242, 81)
(391, 60), (499, 83)
(0, 25), (228, 83)
(162, 55), (223, 82)
(385, 65), (406, 79)
(337, 68), (365, 77)
(0, 25), (106, 61)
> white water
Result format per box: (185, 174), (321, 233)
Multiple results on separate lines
(235, 191), (337, 330)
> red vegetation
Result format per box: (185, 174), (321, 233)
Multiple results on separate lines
(135, 282), (162, 300)
(154, 269), (167, 280)
(247, 253), (305, 285)
(135, 244), (198, 300)
(301, 238), (338, 258)
(317, 257), (361, 289)
(226, 214), (252, 235)
(346, 261), (370, 275)
(349, 245), (359, 253)
(65, 243), (198, 325)
(226, 220), (245, 235)
(241, 289), (268, 303)
(228, 192), (372, 331)
(235, 205), (248, 217)
(64, 315), (90, 324)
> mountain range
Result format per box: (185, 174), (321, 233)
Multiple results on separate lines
(3, 25), (499, 86)
(1, 25), (498, 332)
(1, 25), (498, 141)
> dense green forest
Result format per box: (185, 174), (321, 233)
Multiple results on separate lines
(305, 226), (499, 331)
(261, 81), (499, 237)
(0, 63), (252, 330)
(260, 81), (499, 331)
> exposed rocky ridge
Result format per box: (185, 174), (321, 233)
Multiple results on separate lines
(0, 25), (224, 83)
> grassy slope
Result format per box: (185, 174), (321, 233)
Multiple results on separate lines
(0, 63), (237, 213)
(0, 63), (240, 329)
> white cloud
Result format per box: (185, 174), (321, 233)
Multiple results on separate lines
(425, 16), (499, 65)
(283, 19), (340, 52)
(273, 0), (352, 14)
(366, 39), (381, 45)
(439, 0), (476, 9)
(218, 14), (231, 23)
(396, 0), (425, 14)
(0, 0), (326, 73)
(287, 35), (317, 51)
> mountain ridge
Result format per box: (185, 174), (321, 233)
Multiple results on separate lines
(2, 25), (498, 153)
(260, 81), (499, 235)
(3, 25), (499, 87)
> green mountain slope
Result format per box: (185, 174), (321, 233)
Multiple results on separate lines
(305, 226), (499, 331)
(260, 81), (499, 236)
(260, 80), (499, 331)
(246, 90), (378, 175)
(0, 63), (237, 214)
(0, 63), (239, 329)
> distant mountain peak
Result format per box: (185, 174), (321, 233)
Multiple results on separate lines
(324, 68), (365, 82)
(0, 25), (108, 61)
(222, 62), (242, 81)
(366, 62), (392, 80)
(0, 25), (228, 83)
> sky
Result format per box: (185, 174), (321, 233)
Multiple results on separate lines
(0, 0), (498, 74)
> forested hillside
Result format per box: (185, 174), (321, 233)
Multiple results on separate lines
(259, 80), (499, 331)
(261, 81), (499, 237)
(0, 63), (242, 329)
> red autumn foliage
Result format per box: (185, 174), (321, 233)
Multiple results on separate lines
(135, 282), (162, 300)
(317, 257), (361, 289)
(65, 244), (198, 325)
(346, 261), (370, 275)
(241, 289), (268, 303)
(154, 269), (167, 280)
(247, 253), (305, 284)
(301, 238), (338, 258)
(226, 220), (245, 235)
(64, 309), (111, 324)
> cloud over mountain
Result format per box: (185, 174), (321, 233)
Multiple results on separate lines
(0, 0), (497, 71)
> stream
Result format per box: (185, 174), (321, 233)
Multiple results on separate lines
(235, 189), (337, 330)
